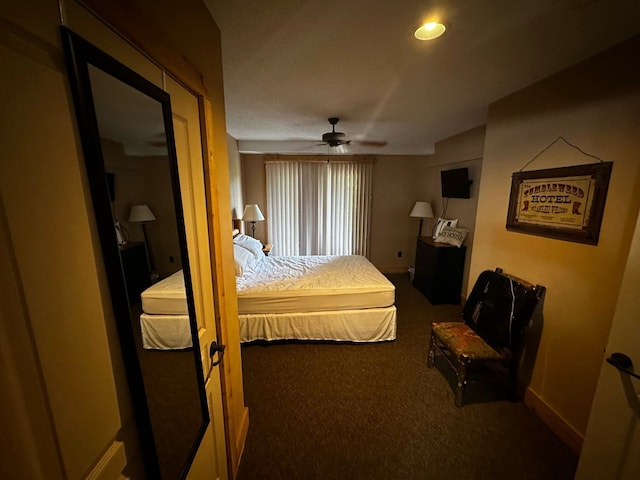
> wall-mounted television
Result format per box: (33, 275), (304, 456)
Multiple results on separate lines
(441, 167), (471, 199)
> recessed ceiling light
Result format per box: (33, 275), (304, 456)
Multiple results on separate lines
(414, 22), (446, 41)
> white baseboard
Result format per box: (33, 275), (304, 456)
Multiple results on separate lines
(524, 387), (583, 455)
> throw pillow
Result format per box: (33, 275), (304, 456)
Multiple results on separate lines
(433, 218), (458, 239)
(435, 226), (468, 248)
(233, 233), (264, 260)
(233, 244), (260, 276)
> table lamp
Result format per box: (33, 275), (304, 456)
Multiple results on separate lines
(409, 201), (434, 237)
(242, 204), (265, 238)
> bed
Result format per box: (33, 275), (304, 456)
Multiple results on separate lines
(233, 233), (397, 343)
(138, 235), (398, 347)
(139, 270), (192, 350)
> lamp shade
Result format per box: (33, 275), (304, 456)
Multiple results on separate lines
(242, 204), (265, 222)
(128, 204), (156, 223)
(409, 201), (434, 219)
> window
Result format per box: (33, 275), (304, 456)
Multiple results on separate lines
(266, 159), (373, 256)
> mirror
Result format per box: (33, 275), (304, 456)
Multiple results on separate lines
(61, 28), (208, 479)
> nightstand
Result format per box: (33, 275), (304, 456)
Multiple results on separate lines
(262, 244), (273, 256)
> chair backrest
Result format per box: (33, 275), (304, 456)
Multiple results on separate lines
(462, 269), (545, 353)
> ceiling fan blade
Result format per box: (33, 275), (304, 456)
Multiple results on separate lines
(354, 140), (387, 147)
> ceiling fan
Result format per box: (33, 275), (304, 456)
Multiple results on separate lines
(319, 117), (387, 149)
(146, 131), (167, 148)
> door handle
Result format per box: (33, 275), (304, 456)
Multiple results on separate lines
(204, 341), (226, 383)
(606, 352), (640, 380)
(209, 341), (226, 368)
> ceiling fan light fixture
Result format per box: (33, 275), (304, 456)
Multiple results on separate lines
(322, 117), (347, 147)
(322, 131), (346, 145)
(414, 22), (446, 41)
(318, 117), (385, 150)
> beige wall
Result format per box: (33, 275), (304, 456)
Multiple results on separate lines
(227, 135), (244, 222)
(370, 155), (427, 273)
(471, 35), (640, 442)
(241, 154), (268, 241)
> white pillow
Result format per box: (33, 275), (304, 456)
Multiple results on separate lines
(435, 226), (468, 248)
(233, 233), (264, 260)
(433, 218), (458, 239)
(233, 244), (260, 276)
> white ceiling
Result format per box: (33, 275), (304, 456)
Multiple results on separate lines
(204, 0), (640, 156)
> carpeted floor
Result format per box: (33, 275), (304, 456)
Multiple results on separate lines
(236, 273), (578, 480)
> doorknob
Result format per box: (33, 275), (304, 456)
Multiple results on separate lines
(204, 341), (226, 383)
(606, 352), (640, 380)
(209, 341), (226, 367)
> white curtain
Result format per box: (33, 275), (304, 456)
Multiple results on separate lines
(266, 160), (373, 256)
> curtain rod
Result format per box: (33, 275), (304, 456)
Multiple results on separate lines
(264, 154), (377, 164)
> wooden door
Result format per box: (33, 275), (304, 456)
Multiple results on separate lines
(575, 213), (640, 479)
(165, 75), (228, 480)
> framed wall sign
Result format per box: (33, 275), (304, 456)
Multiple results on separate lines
(506, 162), (613, 245)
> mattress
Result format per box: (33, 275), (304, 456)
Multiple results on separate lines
(141, 269), (188, 315)
(235, 255), (395, 314)
(140, 313), (192, 350)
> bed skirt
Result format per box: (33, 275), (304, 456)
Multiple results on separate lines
(238, 306), (397, 343)
(140, 313), (192, 350)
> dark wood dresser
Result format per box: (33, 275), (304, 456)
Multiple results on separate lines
(413, 236), (466, 305)
(119, 241), (151, 305)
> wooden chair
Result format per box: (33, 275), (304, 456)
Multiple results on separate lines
(427, 268), (545, 407)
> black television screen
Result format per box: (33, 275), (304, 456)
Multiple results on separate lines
(441, 167), (471, 199)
